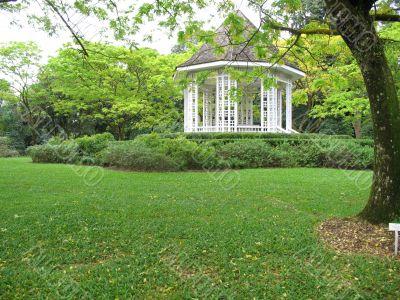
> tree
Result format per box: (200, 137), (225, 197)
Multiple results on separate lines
(288, 35), (371, 138)
(36, 42), (188, 139)
(320, 0), (400, 223)
(0, 41), (45, 145)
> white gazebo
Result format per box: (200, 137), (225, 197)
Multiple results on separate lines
(175, 11), (305, 133)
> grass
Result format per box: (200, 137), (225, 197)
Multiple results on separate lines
(0, 157), (399, 299)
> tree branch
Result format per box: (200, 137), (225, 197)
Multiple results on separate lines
(266, 11), (400, 37)
(372, 13), (400, 22)
(43, 0), (89, 57)
(267, 22), (339, 36)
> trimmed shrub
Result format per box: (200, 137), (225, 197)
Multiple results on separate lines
(27, 132), (374, 171)
(217, 140), (271, 168)
(318, 140), (374, 169)
(98, 134), (222, 171)
(217, 140), (298, 168)
(160, 132), (353, 140)
(0, 136), (19, 157)
(136, 134), (220, 170)
(32, 133), (115, 165)
(27, 143), (79, 164)
(75, 133), (115, 156)
(100, 140), (179, 171)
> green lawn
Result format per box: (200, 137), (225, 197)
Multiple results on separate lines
(0, 157), (399, 299)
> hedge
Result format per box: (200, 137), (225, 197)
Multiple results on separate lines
(28, 133), (374, 171)
(28, 133), (115, 165)
(160, 132), (354, 140)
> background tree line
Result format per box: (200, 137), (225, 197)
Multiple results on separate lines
(0, 41), (190, 150)
(2, 27), (399, 151)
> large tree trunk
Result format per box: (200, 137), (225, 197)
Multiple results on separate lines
(326, 0), (400, 223)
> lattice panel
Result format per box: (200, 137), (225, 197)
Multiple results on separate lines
(187, 82), (198, 131)
(230, 79), (237, 131)
(263, 86), (278, 132)
(215, 74), (237, 132)
(216, 75), (224, 131)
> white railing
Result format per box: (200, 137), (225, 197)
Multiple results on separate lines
(189, 126), (298, 134)
(237, 125), (263, 132)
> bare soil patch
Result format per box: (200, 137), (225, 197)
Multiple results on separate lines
(317, 218), (399, 260)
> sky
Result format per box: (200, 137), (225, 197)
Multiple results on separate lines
(0, 0), (261, 64)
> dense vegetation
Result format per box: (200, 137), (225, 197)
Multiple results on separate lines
(27, 133), (374, 171)
(0, 136), (18, 157)
(3, 22), (398, 152)
(2, 158), (399, 299)
(0, 42), (189, 149)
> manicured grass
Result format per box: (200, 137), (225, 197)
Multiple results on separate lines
(0, 157), (398, 299)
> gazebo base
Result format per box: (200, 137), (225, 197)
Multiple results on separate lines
(185, 126), (298, 134)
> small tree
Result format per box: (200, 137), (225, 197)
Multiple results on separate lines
(0, 41), (44, 145)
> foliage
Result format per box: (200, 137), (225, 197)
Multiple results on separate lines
(288, 35), (370, 137)
(0, 103), (31, 152)
(0, 136), (19, 157)
(100, 140), (179, 171)
(28, 133), (373, 171)
(74, 133), (115, 156)
(27, 143), (79, 164)
(35, 43), (188, 140)
(160, 132), (353, 140)
(100, 134), (219, 171)
(217, 140), (297, 168)
(0, 42), (50, 146)
(28, 133), (116, 165)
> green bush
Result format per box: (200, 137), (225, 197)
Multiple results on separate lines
(0, 136), (19, 157)
(217, 140), (298, 168)
(75, 133), (115, 156)
(27, 132), (374, 171)
(100, 140), (179, 171)
(27, 143), (79, 164)
(160, 132), (353, 140)
(136, 134), (219, 170)
(318, 140), (374, 169)
(33, 133), (115, 165)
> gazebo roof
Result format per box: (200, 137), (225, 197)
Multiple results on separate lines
(178, 10), (265, 68)
(177, 10), (302, 73)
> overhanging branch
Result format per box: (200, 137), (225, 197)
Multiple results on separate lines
(267, 23), (339, 36)
(372, 13), (400, 22)
(266, 11), (400, 36)
(44, 0), (89, 56)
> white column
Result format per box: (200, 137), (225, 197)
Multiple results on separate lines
(194, 84), (199, 132)
(269, 84), (278, 132)
(240, 96), (244, 125)
(203, 89), (209, 130)
(216, 75), (223, 132)
(248, 90), (253, 125)
(188, 82), (198, 132)
(210, 91), (215, 127)
(184, 88), (189, 132)
(286, 81), (293, 131)
(260, 79), (265, 131)
(277, 89), (282, 129)
(231, 79), (238, 132)
(227, 77), (231, 132)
